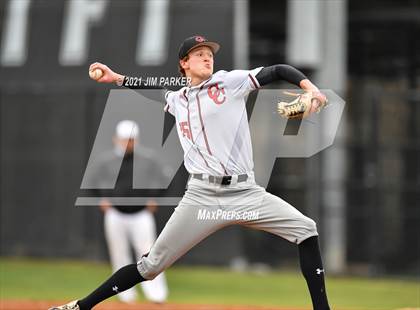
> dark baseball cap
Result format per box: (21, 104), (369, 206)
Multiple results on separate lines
(178, 35), (220, 59)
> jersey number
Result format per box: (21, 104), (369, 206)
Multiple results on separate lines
(179, 121), (192, 140)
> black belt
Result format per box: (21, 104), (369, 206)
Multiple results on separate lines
(191, 173), (248, 185)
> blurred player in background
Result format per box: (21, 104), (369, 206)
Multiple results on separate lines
(88, 120), (168, 304)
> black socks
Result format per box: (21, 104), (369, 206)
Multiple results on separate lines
(298, 236), (330, 310)
(77, 263), (145, 310)
(73, 239), (329, 310)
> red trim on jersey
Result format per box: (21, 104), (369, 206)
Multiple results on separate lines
(220, 162), (228, 175)
(197, 147), (210, 168)
(187, 96), (210, 168)
(248, 73), (259, 89)
(197, 83), (213, 156)
(179, 89), (188, 107)
(186, 101), (194, 141)
(197, 81), (230, 175)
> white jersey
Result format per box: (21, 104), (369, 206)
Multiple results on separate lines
(164, 68), (263, 176)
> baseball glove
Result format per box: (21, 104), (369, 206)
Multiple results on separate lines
(277, 91), (327, 119)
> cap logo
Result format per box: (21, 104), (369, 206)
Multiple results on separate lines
(195, 36), (206, 42)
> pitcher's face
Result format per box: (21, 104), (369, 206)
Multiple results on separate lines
(181, 46), (214, 80)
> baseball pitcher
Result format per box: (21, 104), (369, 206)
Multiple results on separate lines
(50, 35), (330, 310)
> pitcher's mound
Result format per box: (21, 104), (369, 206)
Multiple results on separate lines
(0, 300), (308, 310)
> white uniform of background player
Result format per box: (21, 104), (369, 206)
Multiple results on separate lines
(101, 121), (168, 303)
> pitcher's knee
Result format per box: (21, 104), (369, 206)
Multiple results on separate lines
(306, 217), (318, 234)
(137, 256), (165, 280)
(295, 216), (318, 244)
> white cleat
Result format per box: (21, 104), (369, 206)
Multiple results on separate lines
(48, 300), (80, 310)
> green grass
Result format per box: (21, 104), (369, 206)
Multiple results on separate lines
(0, 258), (419, 310)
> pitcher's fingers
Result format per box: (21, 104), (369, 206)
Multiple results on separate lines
(89, 63), (97, 71)
(89, 62), (102, 71)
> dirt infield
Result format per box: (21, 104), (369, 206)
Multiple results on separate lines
(0, 300), (307, 310)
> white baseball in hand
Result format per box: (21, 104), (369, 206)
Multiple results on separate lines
(89, 68), (103, 80)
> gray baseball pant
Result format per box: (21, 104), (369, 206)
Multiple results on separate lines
(137, 172), (318, 279)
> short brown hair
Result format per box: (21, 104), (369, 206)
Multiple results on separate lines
(178, 55), (189, 77)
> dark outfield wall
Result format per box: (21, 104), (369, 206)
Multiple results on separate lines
(0, 0), (248, 263)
